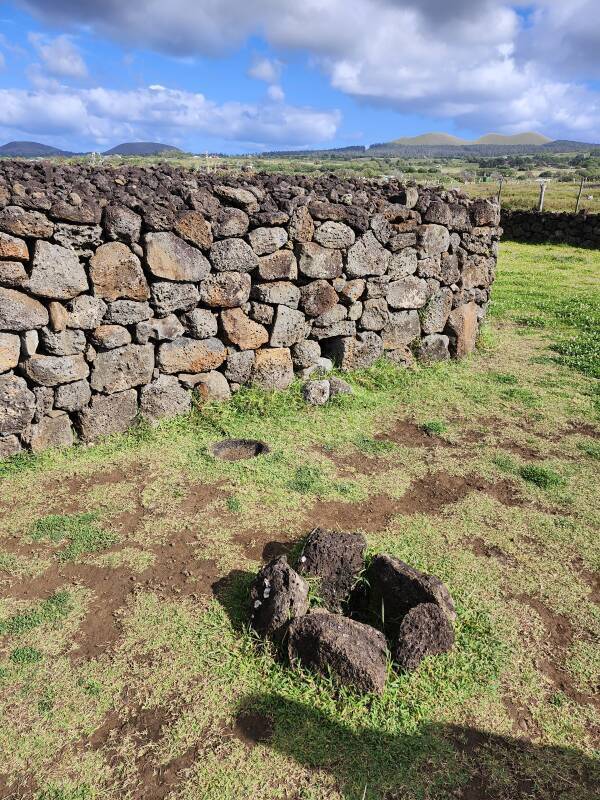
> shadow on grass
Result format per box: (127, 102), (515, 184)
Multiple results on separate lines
(235, 692), (599, 800)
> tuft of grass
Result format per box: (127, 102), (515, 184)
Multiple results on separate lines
(490, 372), (519, 385)
(519, 464), (566, 489)
(10, 646), (43, 665)
(577, 440), (600, 460)
(226, 496), (243, 513)
(421, 420), (447, 436)
(30, 513), (118, 562)
(353, 434), (396, 455)
(289, 465), (326, 495)
(0, 591), (72, 637)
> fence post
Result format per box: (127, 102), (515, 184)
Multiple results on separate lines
(537, 181), (547, 212)
(497, 177), (504, 204)
(575, 177), (584, 213)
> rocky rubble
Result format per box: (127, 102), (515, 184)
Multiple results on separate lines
(248, 529), (456, 694)
(0, 162), (500, 456)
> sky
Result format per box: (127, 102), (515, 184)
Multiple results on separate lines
(0, 0), (598, 153)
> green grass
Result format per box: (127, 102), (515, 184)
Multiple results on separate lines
(518, 464), (566, 489)
(421, 420), (448, 436)
(10, 646), (43, 664)
(30, 513), (118, 561)
(0, 591), (72, 637)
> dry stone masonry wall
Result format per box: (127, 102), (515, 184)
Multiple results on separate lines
(0, 163), (501, 458)
(501, 209), (600, 248)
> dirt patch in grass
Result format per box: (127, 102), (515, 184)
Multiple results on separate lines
(303, 493), (399, 533)
(178, 481), (227, 515)
(234, 710), (274, 746)
(374, 418), (453, 448)
(316, 446), (393, 477)
(502, 695), (541, 738)
(398, 472), (525, 515)
(572, 557), (600, 605)
(563, 420), (600, 439)
(467, 537), (518, 567)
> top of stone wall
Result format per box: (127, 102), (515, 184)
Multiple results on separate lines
(0, 162), (494, 232)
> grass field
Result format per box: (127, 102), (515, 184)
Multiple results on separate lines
(0, 241), (598, 800)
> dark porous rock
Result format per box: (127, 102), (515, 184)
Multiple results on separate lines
(328, 376), (353, 397)
(0, 374), (35, 435)
(299, 279), (338, 318)
(323, 331), (383, 371)
(250, 556), (309, 640)
(297, 242), (343, 280)
(393, 602), (454, 672)
(210, 237), (259, 273)
(302, 379), (330, 406)
(0, 287), (49, 331)
(417, 333), (450, 363)
(103, 204), (142, 243)
(359, 554), (456, 639)
(140, 375), (191, 425)
(297, 528), (367, 612)
(200, 272), (251, 308)
(288, 613), (388, 694)
(76, 388), (138, 442)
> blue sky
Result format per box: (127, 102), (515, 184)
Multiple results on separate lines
(0, 1), (598, 153)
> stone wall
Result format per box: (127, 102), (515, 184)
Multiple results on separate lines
(0, 163), (501, 457)
(501, 209), (600, 248)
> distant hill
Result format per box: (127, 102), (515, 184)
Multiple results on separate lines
(102, 142), (184, 156)
(474, 132), (552, 145)
(0, 140), (74, 157)
(391, 132), (468, 146)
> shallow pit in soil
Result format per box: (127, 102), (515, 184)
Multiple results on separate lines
(210, 439), (271, 461)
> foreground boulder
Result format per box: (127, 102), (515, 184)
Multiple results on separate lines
(250, 556), (309, 640)
(297, 529), (367, 612)
(288, 613), (388, 694)
(393, 602), (455, 672)
(358, 554), (456, 637)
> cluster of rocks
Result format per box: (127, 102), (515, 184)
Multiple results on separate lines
(249, 529), (455, 694)
(0, 162), (500, 458)
(502, 209), (600, 248)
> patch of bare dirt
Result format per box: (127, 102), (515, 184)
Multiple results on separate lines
(572, 557), (600, 605)
(304, 494), (399, 533)
(397, 472), (525, 515)
(233, 529), (296, 563)
(564, 420), (600, 439)
(374, 419), (453, 449)
(316, 446), (392, 477)
(467, 537), (517, 567)
(234, 710), (274, 746)
(178, 481), (226, 515)
(501, 697), (541, 738)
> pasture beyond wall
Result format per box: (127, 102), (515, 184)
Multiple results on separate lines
(0, 164), (500, 457)
(501, 209), (600, 248)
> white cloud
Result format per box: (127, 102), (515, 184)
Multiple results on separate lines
(0, 50), (5, 70)
(267, 84), (285, 103)
(28, 32), (87, 79)
(0, 84), (340, 148)
(15, 1), (600, 140)
(248, 56), (282, 84)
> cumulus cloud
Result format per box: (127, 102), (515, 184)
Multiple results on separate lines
(28, 33), (88, 78)
(248, 55), (282, 84)
(15, 0), (600, 139)
(0, 83), (340, 148)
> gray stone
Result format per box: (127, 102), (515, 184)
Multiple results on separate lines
(103, 300), (152, 325)
(66, 295), (107, 329)
(21, 329), (39, 358)
(0, 435), (22, 459)
(224, 350), (255, 384)
(328, 376), (353, 397)
(386, 276), (428, 309)
(288, 613), (388, 695)
(193, 371), (232, 402)
(382, 310), (420, 349)
(0, 287), (49, 331)
(297, 242), (343, 279)
(32, 386), (53, 422)
(421, 288), (453, 335)
(388, 248), (418, 278)
(139, 315), (184, 343)
(214, 185), (259, 213)
(440, 253), (460, 285)
(323, 331), (383, 370)
(424, 201), (452, 227)
(418, 224), (450, 256)
(348, 301), (363, 321)
(392, 187), (419, 208)
(0, 261), (28, 288)
(53, 224), (103, 256)
(258, 250), (297, 280)
(76, 389), (138, 442)
(90, 344), (154, 393)
(40, 327), (86, 356)
(370, 213), (392, 245)
(340, 279), (366, 304)
(158, 337), (227, 374)
(389, 232), (417, 251)
(470, 199), (501, 227)
(313, 221), (355, 249)
(21, 354), (89, 386)
(394, 603), (455, 672)
(200, 272), (251, 308)
(0, 333), (20, 373)
(213, 207), (249, 238)
(314, 304), (346, 327)
(250, 556), (309, 640)
(365, 276), (391, 300)
(140, 375), (191, 424)
(251, 281), (300, 309)
(26, 240), (88, 300)
(90, 325), (132, 350)
(55, 379), (91, 412)
(249, 302), (274, 325)
(252, 347), (294, 390)
(151, 281), (200, 315)
(103, 205), (142, 243)
(48, 302), (68, 332)
(0, 206), (54, 238)
(302, 379), (330, 405)
(298, 529), (367, 611)
(0, 374), (35, 434)
(89, 242), (150, 301)
(288, 206), (314, 243)
(360, 298), (389, 331)
(270, 305), (308, 348)
(387, 347), (414, 368)
(298, 357), (333, 380)
(145, 232), (210, 282)
(182, 308), (218, 339)
(210, 237), (259, 272)
(24, 412), (73, 453)
(416, 256), (442, 280)
(418, 334), (450, 363)
(292, 340), (321, 369)
(299, 280), (338, 318)
(311, 321), (356, 341)
(248, 226), (288, 255)
(346, 232), (390, 278)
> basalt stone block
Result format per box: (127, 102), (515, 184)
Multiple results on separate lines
(214, 185), (259, 213)
(248, 226), (288, 255)
(250, 556), (309, 640)
(360, 298), (389, 332)
(0, 374), (35, 434)
(224, 349), (255, 384)
(251, 281), (300, 309)
(103, 204), (142, 243)
(39, 327), (86, 356)
(388, 248), (418, 278)
(182, 308), (218, 339)
(297, 528), (367, 612)
(103, 300), (152, 326)
(173, 210), (212, 250)
(311, 320), (356, 341)
(270, 305), (309, 348)
(0, 206), (54, 238)
(22, 354), (89, 387)
(158, 337), (227, 374)
(221, 307), (269, 350)
(50, 201), (101, 225)
(418, 224), (450, 257)
(193, 370), (232, 402)
(393, 602), (454, 672)
(420, 288), (453, 335)
(89, 242), (150, 301)
(297, 242), (343, 280)
(308, 200), (369, 233)
(0, 232), (28, 261)
(388, 187), (419, 209)
(301, 379), (330, 405)
(386, 276), (428, 310)
(418, 334), (450, 363)
(252, 347), (294, 390)
(55, 379), (91, 412)
(0, 434), (21, 459)
(381, 310), (420, 349)
(200, 272), (251, 308)
(0, 261), (28, 288)
(90, 325), (132, 350)
(150, 281), (200, 315)
(299, 280), (338, 318)
(313, 221), (355, 249)
(370, 214), (392, 246)
(53, 224), (103, 257)
(90, 344), (154, 393)
(314, 304), (346, 327)
(292, 340), (321, 369)
(137, 315), (184, 343)
(25, 411), (73, 453)
(0, 332), (21, 372)
(328, 376), (353, 397)
(146, 232), (210, 282)
(346, 232), (390, 278)
(213, 207), (249, 238)
(140, 375), (191, 424)
(445, 301), (478, 358)
(26, 241), (88, 300)
(288, 613), (388, 695)
(210, 237), (259, 273)
(323, 331), (383, 370)
(249, 302), (274, 326)
(470, 199), (501, 227)
(76, 389), (138, 442)
(258, 250), (298, 281)
(424, 201), (452, 227)
(65, 295), (107, 330)
(288, 206), (314, 243)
